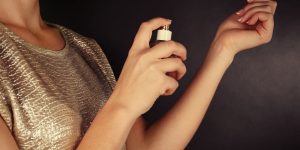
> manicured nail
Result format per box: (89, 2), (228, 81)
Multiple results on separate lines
(238, 17), (243, 22)
(236, 9), (244, 16)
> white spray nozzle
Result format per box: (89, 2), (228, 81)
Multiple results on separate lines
(156, 25), (172, 41)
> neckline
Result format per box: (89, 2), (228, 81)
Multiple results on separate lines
(0, 21), (70, 57)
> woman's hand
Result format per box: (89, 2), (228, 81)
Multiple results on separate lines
(110, 18), (187, 116)
(213, 0), (277, 56)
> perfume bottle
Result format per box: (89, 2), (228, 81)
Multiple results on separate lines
(151, 25), (178, 80)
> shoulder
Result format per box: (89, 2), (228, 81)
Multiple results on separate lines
(52, 23), (117, 89)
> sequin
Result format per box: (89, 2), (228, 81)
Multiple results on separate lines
(0, 22), (117, 149)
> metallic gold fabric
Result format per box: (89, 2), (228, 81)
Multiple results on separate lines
(0, 22), (117, 149)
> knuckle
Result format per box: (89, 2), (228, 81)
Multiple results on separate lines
(253, 12), (260, 18)
(173, 80), (179, 89)
(178, 42), (187, 52)
(268, 12), (274, 17)
(174, 57), (182, 64)
(274, 1), (278, 7)
(271, 1), (277, 7)
(265, 5), (273, 12)
(245, 2), (257, 11)
(160, 90), (166, 96)
(263, 12), (271, 17)
(158, 84), (166, 95)
(179, 65), (187, 79)
(264, 12), (273, 19)
(158, 76), (166, 87)
(268, 1), (277, 11)
(166, 79), (179, 95)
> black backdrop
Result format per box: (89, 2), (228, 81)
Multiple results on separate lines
(40, 0), (300, 149)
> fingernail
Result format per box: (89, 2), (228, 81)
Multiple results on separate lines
(236, 9), (243, 15)
(247, 0), (253, 3)
(238, 17), (243, 22)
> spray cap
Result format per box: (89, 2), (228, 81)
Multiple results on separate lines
(156, 25), (172, 41)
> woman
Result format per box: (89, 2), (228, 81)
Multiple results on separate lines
(0, 0), (277, 149)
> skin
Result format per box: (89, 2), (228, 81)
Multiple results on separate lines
(0, 0), (277, 149)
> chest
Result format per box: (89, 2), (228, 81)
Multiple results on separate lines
(5, 48), (112, 149)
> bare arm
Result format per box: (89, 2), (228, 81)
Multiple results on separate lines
(0, 0), (277, 149)
(127, 43), (233, 150)
(127, 0), (277, 149)
(0, 18), (187, 150)
(0, 117), (19, 150)
(77, 99), (138, 149)
(77, 18), (187, 149)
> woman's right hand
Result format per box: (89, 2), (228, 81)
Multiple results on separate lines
(109, 18), (187, 116)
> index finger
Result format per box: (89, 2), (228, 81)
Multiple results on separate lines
(248, 0), (276, 3)
(131, 18), (172, 51)
(148, 40), (187, 61)
(247, 0), (277, 14)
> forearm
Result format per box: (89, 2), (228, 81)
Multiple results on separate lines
(77, 94), (138, 150)
(143, 42), (234, 149)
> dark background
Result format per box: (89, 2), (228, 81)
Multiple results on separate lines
(41, 0), (300, 149)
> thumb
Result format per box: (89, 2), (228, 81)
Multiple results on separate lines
(235, 13), (274, 51)
(131, 17), (172, 51)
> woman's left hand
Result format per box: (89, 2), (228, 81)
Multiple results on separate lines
(213, 0), (277, 56)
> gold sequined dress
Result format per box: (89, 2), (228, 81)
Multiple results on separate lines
(0, 22), (117, 149)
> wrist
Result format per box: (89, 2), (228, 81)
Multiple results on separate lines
(106, 91), (141, 119)
(208, 40), (236, 65)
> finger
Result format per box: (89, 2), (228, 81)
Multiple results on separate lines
(239, 13), (273, 47)
(131, 18), (172, 51)
(247, 12), (274, 34)
(246, 11), (272, 25)
(246, 13), (261, 25)
(248, 0), (275, 3)
(237, 1), (277, 16)
(155, 57), (187, 80)
(148, 40), (187, 61)
(238, 6), (273, 23)
(236, 2), (269, 16)
(247, 0), (277, 13)
(162, 76), (179, 96)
